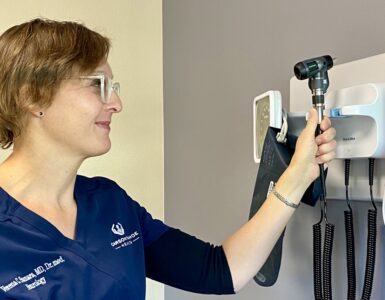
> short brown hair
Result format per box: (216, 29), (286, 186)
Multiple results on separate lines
(0, 18), (110, 149)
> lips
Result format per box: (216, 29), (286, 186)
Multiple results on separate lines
(95, 121), (111, 130)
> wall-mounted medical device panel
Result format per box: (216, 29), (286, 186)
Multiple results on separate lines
(290, 53), (385, 202)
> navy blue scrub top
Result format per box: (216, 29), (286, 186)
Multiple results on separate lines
(0, 175), (169, 299)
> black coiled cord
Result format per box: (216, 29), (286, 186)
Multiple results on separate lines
(361, 158), (377, 300)
(362, 209), (377, 300)
(323, 222), (334, 300)
(313, 123), (334, 300)
(313, 222), (323, 300)
(313, 164), (326, 300)
(344, 159), (356, 300)
(344, 211), (356, 300)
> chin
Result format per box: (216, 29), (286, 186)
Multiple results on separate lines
(85, 141), (112, 157)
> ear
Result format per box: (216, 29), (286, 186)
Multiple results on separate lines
(32, 111), (44, 118)
(26, 103), (45, 118)
(22, 95), (45, 118)
(19, 85), (47, 118)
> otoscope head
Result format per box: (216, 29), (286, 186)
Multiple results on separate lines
(294, 55), (333, 80)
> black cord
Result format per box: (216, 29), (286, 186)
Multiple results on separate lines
(344, 211), (356, 300)
(313, 122), (336, 300)
(361, 158), (377, 300)
(368, 158), (377, 212)
(313, 181), (324, 300)
(344, 159), (356, 300)
(323, 223), (334, 300)
(345, 159), (353, 212)
(362, 209), (377, 300)
(313, 222), (323, 300)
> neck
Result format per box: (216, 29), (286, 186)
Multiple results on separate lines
(0, 145), (83, 207)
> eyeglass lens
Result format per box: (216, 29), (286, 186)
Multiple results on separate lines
(104, 77), (120, 102)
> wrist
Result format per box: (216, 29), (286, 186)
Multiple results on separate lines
(286, 163), (314, 189)
(270, 183), (300, 209)
(274, 165), (312, 205)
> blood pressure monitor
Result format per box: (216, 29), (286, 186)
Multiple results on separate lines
(253, 91), (283, 163)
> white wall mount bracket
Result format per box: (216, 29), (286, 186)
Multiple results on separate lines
(325, 83), (385, 159)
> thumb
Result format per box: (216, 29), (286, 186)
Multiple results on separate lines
(304, 108), (319, 134)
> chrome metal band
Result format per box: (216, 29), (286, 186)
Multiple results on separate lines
(271, 184), (300, 209)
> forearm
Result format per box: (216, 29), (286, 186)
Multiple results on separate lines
(222, 165), (311, 292)
(145, 228), (235, 294)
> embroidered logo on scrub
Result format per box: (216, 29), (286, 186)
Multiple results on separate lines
(111, 222), (125, 236)
(0, 256), (66, 293)
(110, 222), (140, 250)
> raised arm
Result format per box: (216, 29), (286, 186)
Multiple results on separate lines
(223, 108), (336, 292)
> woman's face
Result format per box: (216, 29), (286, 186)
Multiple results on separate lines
(39, 61), (122, 159)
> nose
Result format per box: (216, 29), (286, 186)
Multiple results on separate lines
(106, 91), (123, 113)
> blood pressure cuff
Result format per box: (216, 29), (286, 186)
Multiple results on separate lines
(249, 127), (324, 287)
(145, 227), (235, 295)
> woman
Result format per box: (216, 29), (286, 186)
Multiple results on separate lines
(0, 19), (336, 299)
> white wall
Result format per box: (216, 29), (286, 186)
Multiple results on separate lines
(0, 1), (164, 299)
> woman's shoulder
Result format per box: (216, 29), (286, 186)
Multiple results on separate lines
(74, 175), (135, 206)
(75, 175), (123, 193)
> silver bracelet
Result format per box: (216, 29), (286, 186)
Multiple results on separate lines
(268, 182), (300, 209)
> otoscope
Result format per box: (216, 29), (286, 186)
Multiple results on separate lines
(294, 55), (333, 204)
(294, 55), (334, 300)
(294, 55), (333, 126)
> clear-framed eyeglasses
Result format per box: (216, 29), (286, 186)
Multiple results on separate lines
(79, 74), (120, 103)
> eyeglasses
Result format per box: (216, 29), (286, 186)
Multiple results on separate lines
(79, 74), (120, 103)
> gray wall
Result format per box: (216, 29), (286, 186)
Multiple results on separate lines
(163, 1), (385, 299)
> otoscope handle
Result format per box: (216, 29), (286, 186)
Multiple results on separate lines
(314, 94), (325, 125)
(315, 106), (327, 201)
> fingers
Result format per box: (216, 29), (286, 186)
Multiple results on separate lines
(315, 126), (336, 145)
(305, 109), (332, 138)
(295, 108), (337, 167)
(320, 115), (332, 131)
(316, 151), (336, 164)
(315, 114), (336, 164)
(316, 139), (337, 156)
(315, 130), (337, 164)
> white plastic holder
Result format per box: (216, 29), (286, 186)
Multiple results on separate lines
(325, 83), (385, 159)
